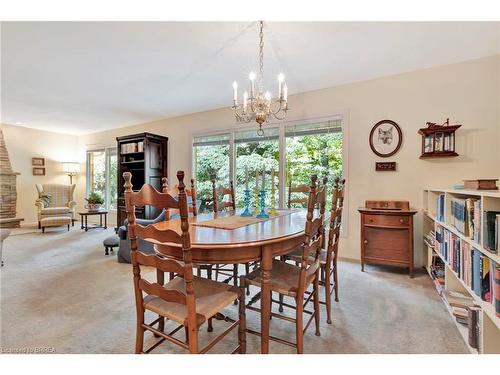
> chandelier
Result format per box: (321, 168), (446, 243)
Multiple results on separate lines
(232, 21), (289, 136)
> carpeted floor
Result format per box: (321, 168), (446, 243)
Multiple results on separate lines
(0, 225), (468, 354)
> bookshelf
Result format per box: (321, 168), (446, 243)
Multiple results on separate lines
(422, 188), (500, 354)
(116, 133), (168, 227)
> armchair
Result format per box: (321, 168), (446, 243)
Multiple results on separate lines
(35, 183), (76, 228)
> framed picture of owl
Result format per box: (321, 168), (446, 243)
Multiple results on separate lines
(369, 120), (403, 157)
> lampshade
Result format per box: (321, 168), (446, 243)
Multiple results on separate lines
(62, 162), (80, 174)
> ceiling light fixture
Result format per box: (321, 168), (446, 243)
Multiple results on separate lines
(232, 21), (289, 136)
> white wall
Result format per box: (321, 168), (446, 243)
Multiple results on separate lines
(1, 123), (82, 224)
(12, 55), (500, 265)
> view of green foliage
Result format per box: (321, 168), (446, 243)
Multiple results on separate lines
(88, 149), (117, 210)
(194, 132), (342, 212)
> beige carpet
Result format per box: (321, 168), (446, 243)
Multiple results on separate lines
(0, 225), (468, 354)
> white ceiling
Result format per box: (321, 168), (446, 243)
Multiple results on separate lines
(1, 22), (499, 135)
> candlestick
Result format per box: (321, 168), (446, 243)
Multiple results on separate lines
(270, 167), (276, 216)
(254, 169), (260, 214)
(262, 164), (265, 190)
(245, 165), (249, 190)
(256, 189), (269, 219)
(241, 188), (252, 217)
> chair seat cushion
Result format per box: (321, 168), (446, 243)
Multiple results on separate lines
(288, 247), (329, 264)
(143, 276), (239, 325)
(40, 216), (72, 227)
(246, 259), (315, 297)
(41, 207), (70, 215)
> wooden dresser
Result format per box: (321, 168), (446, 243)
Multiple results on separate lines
(358, 200), (417, 277)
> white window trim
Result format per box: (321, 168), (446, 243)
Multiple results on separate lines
(86, 146), (118, 212)
(190, 111), (349, 237)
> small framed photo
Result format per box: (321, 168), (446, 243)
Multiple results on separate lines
(32, 157), (45, 166)
(33, 167), (45, 176)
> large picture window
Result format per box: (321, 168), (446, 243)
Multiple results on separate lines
(86, 148), (117, 210)
(285, 119), (342, 209)
(192, 115), (346, 220)
(192, 133), (230, 213)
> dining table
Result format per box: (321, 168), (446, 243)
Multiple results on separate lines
(152, 208), (310, 354)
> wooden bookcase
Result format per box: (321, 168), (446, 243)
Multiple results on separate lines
(116, 132), (168, 227)
(422, 188), (500, 354)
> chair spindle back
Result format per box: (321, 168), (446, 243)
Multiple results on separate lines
(211, 177), (236, 212)
(124, 170), (198, 325)
(298, 174), (327, 294)
(327, 177), (346, 264)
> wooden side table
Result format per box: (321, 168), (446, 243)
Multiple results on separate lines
(358, 200), (417, 277)
(79, 210), (108, 231)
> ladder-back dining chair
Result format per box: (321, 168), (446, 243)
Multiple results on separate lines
(242, 174), (326, 354)
(124, 171), (246, 354)
(283, 177), (346, 324)
(210, 176), (239, 286)
(287, 180), (309, 208)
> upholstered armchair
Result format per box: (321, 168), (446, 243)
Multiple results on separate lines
(35, 184), (77, 228)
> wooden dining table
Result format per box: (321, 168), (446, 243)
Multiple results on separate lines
(152, 208), (309, 354)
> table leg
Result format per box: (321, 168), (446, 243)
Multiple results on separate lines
(100, 214), (102, 227)
(260, 245), (272, 354)
(85, 215), (88, 232)
(104, 213), (107, 229)
(80, 215), (84, 230)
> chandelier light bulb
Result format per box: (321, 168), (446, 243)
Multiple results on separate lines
(249, 71), (256, 81)
(265, 91), (271, 102)
(278, 73), (285, 83)
(232, 81), (238, 103)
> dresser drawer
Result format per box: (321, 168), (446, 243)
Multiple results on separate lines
(364, 214), (409, 227)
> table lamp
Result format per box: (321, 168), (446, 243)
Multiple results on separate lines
(62, 162), (80, 184)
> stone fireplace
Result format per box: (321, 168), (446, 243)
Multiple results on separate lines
(0, 128), (23, 228)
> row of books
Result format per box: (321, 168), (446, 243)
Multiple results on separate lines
(435, 224), (500, 317)
(483, 211), (500, 254)
(120, 141), (144, 154)
(450, 197), (481, 242)
(443, 290), (481, 350)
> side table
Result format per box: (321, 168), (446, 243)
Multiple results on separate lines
(79, 210), (109, 231)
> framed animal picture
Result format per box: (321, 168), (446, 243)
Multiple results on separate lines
(369, 120), (403, 158)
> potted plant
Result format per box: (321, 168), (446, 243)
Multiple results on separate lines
(85, 191), (104, 212)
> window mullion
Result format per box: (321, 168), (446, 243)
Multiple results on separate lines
(278, 125), (285, 209)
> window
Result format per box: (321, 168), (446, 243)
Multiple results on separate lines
(192, 133), (230, 213)
(192, 115), (346, 218)
(285, 119), (343, 209)
(86, 148), (118, 210)
(235, 127), (279, 207)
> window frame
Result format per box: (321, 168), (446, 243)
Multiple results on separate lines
(190, 111), (349, 237)
(86, 146), (118, 211)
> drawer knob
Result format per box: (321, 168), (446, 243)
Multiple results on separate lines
(399, 219), (404, 223)
(369, 218), (373, 222)
(364, 240), (368, 244)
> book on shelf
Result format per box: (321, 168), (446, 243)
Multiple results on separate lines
(483, 211), (500, 254)
(444, 290), (475, 308)
(467, 305), (481, 349)
(473, 199), (481, 243)
(472, 248), (482, 297)
(450, 197), (479, 239)
(437, 194), (445, 222)
(495, 264), (500, 318)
